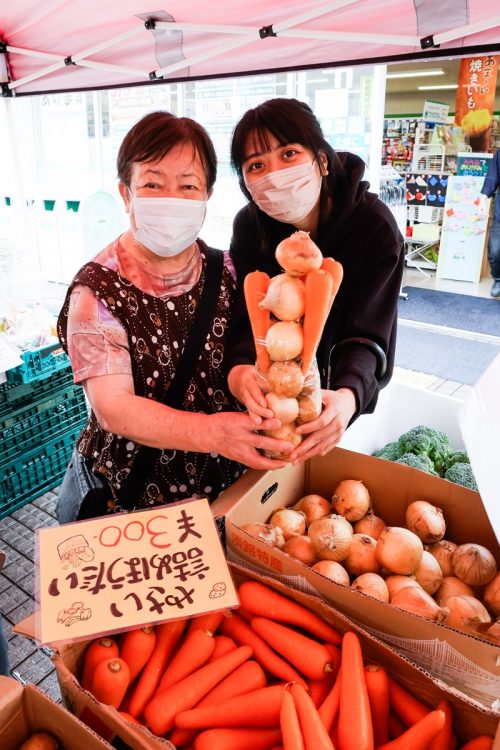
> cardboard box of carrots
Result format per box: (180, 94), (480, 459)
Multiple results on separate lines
(14, 563), (499, 749)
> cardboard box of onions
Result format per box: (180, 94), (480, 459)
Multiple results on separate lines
(211, 446), (500, 711)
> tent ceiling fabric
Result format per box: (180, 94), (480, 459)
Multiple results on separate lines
(1, 0), (500, 95)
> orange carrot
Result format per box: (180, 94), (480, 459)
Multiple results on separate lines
(208, 634), (237, 662)
(143, 645), (252, 735)
(81, 636), (119, 691)
(281, 686), (305, 750)
(429, 700), (456, 750)
(376, 709), (446, 750)
(251, 616), (333, 682)
(238, 582), (341, 645)
(236, 605), (254, 622)
(321, 257), (344, 306)
(318, 669), (341, 734)
(90, 657), (130, 708)
(157, 628), (215, 692)
(364, 664), (390, 747)
(175, 684), (285, 729)
(291, 682), (334, 750)
(170, 660), (267, 747)
(459, 737), (494, 750)
(244, 271), (271, 374)
(389, 712), (406, 740)
(220, 612), (307, 687)
(187, 611), (225, 636)
(338, 631), (374, 750)
(120, 626), (156, 683)
(194, 727), (282, 750)
(128, 619), (185, 718)
(388, 677), (430, 727)
(301, 268), (337, 375)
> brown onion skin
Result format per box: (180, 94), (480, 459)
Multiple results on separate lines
(283, 535), (319, 566)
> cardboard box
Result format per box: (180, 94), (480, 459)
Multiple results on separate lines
(0, 675), (114, 750)
(212, 447), (500, 710)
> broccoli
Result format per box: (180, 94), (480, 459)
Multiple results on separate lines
(394, 453), (438, 475)
(444, 462), (478, 491)
(444, 450), (470, 471)
(372, 442), (400, 461)
(396, 425), (453, 475)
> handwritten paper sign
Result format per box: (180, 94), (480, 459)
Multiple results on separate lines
(35, 498), (239, 644)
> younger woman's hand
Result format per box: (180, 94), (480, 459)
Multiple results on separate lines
(227, 364), (273, 422)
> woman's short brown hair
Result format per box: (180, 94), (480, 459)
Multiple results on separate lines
(117, 110), (217, 190)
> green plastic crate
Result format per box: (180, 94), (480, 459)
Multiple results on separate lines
(0, 365), (75, 420)
(0, 426), (83, 519)
(1, 385), (88, 466)
(6, 342), (70, 384)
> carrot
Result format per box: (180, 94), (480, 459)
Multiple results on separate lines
(157, 628), (215, 692)
(291, 682), (334, 750)
(187, 611), (225, 636)
(429, 700), (456, 750)
(236, 605), (254, 622)
(389, 712), (406, 740)
(338, 631), (374, 750)
(251, 616), (333, 682)
(81, 636), (119, 691)
(128, 619), (185, 718)
(244, 271), (271, 374)
(170, 660), (267, 747)
(318, 669), (341, 734)
(220, 612), (307, 687)
(364, 664), (390, 747)
(459, 737), (494, 750)
(308, 644), (339, 707)
(90, 657), (130, 708)
(376, 709), (446, 750)
(194, 727), (282, 750)
(208, 634), (237, 662)
(388, 677), (430, 727)
(120, 626), (156, 683)
(301, 268), (336, 375)
(143, 645), (252, 735)
(175, 683), (285, 729)
(238, 581), (341, 645)
(321, 257), (344, 306)
(281, 686), (305, 750)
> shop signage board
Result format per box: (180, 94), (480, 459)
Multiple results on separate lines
(422, 100), (449, 124)
(456, 151), (493, 177)
(35, 497), (239, 644)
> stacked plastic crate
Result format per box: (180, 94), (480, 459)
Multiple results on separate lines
(0, 342), (88, 518)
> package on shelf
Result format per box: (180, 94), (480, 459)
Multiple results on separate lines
(0, 675), (114, 750)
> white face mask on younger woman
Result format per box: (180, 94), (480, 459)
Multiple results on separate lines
(247, 161), (323, 224)
(131, 196), (207, 258)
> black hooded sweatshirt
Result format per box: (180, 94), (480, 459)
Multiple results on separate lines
(227, 152), (405, 419)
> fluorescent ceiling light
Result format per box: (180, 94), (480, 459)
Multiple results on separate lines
(418, 84), (458, 90)
(387, 69), (444, 79)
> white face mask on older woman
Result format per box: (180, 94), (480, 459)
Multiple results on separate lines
(247, 161), (323, 224)
(132, 196), (207, 258)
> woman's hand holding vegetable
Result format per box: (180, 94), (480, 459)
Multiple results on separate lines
(227, 364), (274, 421)
(289, 387), (356, 464)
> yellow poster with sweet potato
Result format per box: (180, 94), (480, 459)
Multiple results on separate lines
(455, 56), (499, 152)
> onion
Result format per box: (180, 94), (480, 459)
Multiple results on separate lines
(343, 534), (380, 576)
(375, 527), (423, 575)
(312, 560), (350, 586)
(353, 511), (386, 540)
(414, 550), (443, 595)
(444, 595), (491, 630)
(269, 507), (307, 540)
(426, 539), (457, 577)
(405, 500), (446, 544)
(240, 523), (285, 548)
(308, 514), (353, 562)
(451, 543), (497, 586)
(275, 230), (323, 276)
(283, 535), (318, 566)
(331, 479), (371, 522)
(267, 360), (304, 398)
(297, 391), (322, 424)
(293, 494), (331, 525)
(258, 274), (306, 320)
(385, 575), (419, 598)
(351, 573), (390, 603)
(265, 321), (304, 362)
(435, 576), (474, 606)
(483, 572), (500, 617)
(265, 392), (299, 424)
(391, 585), (449, 622)
(265, 423), (302, 459)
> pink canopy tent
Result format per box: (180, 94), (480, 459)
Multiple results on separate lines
(1, 0), (500, 95)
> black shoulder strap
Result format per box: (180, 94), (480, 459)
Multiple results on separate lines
(116, 246), (224, 508)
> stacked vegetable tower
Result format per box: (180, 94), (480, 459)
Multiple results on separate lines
(243, 231), (343, 457)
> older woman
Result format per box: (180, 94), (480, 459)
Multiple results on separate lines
(57, 111), (290, 521)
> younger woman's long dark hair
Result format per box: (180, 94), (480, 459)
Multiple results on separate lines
(230, 98), (347, 252)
